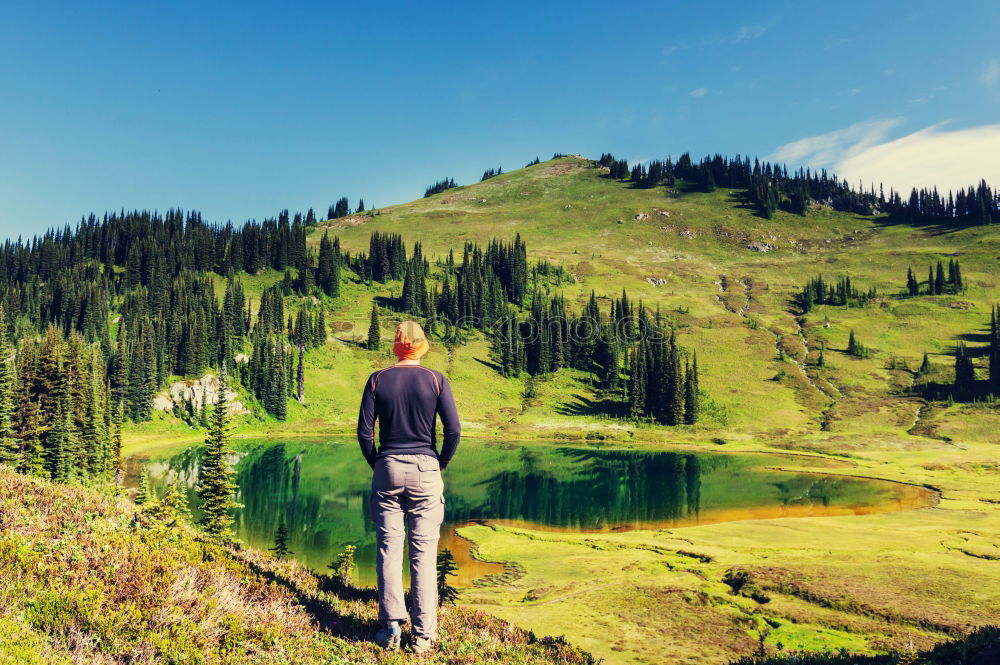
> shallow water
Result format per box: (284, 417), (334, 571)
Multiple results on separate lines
(129, 439), (933, 586)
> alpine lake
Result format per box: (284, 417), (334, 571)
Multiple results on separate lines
(127, 439), (933, 587)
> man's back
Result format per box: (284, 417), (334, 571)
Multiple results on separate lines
(357, 364), (460, 468)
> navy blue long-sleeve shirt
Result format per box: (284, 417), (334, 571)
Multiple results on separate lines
(357, 364), (461, 469)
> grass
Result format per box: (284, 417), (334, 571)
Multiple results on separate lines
(0, 466), (595, 665)
(117, 155), (1000, 664)
(728, 625), (999, 664)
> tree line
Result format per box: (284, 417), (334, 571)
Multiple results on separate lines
(906, 260), (963, 296)
(488, 289), (701, 424)
(795, 275), (877, 313)
(597, 151), (998, 226)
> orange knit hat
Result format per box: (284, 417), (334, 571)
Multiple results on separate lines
(393, 321), (429, 360)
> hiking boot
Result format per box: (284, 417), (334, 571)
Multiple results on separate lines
(375, 620), (402, 650)
(410, 636), (434, 654)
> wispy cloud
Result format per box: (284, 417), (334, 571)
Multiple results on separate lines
(770, 120), (1000, 193)
(689, 87), (707, 98)
(660, 44), (681, 65)
(769, 118), (902, 168)
(734, 23), (769, 42)
(981, 60), (1000, 86)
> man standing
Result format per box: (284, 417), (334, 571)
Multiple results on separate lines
(357, 320), (461, 653)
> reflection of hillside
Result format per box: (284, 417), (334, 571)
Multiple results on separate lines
(467, 449), (703, 528)
(140, 441), (917, 584)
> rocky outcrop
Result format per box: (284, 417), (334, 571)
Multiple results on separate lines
(747, 241), (775, 252)
(153, 373), (249, 416)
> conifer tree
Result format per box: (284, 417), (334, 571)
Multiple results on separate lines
(436, 548), (460, 606)
(296, 345), (305, 404)
(666, 333), (684, 426)
(847, 329), (869, 358)
(906, 267), (919, 296)
(683, 354), (699, 425)
(0, 309), (17, 467)
(135, 465), (152, 505)
(151, 481), (191, 528)
(954, 343), (975, 396)
(271, 522), (293, 559)
(329, 544), (357, 587)
(919, 352), (932, 375)
(197, 370), (240, 540)
(627, 347), (646, 419)
(367, 303), (381, 351)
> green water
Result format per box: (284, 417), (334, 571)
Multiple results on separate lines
(133, 439), (929, 586)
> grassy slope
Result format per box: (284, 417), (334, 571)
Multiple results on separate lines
(0, 467), (594, 665)
(122, 156), (1000, 664)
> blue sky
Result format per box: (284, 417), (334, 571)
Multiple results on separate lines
(1, 0), (998, 238)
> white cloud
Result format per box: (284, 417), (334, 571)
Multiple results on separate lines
(769, 118), (902, 168)
(769, 121), (1000, 194)
(982, 60), (1000, 86)
(734, 24), (769, 42)
(689, 87), (707, 98)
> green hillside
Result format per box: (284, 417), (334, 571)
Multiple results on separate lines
(130, 154), (1000, 448)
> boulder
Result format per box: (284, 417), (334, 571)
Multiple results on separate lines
(747, 241), (775, 252)
(154, 373), (249, 416)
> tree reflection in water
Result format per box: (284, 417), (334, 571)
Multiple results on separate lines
(137, 441), (921, 585)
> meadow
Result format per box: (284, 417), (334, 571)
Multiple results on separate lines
(121, 156), (1000, 664)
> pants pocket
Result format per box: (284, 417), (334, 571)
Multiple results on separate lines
(417, 457), (441, 487)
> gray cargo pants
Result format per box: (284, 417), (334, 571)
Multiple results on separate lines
(370, 453), (445, 640)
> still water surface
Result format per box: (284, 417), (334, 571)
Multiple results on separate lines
(132, 439), (932, 586)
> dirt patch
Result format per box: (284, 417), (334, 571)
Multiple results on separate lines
(323, 215), (369, 230)
(535, 161), (584, 178)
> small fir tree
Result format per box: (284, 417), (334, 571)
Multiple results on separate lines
(135, 465), (152, 505)
(366, 303), (381, 351)
(196, 370), (241, 540)
(271, 522), (293, 559)
(329, 544), (356, 587)
(437, 548), (460, 606)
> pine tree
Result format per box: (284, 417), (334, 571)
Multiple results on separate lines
(847, 329), (869, 358)
(151, 481), (190, 528)
(0, 309), (18, 467)
(906, 267), (919, 296)
(954, 343), (975, 396)
(627, 347), (646, 419)
(935, 261), (945, 295)
(271, 522), (293, 559)
(666, 333), (684, 426)
(296, 344), (305, 403)
(436, 548), (460, 606)
(329, 544), (356, 587)
(197, 371), (240, 540)
(366, 303), (381, 351)
(991, 305), (1000, 392)
(683, 354), (699, 425)
(135, 465), (152, 505)
(108, 402), (125, 485)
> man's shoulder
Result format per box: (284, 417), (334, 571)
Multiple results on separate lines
(367, 366), (394, 386)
